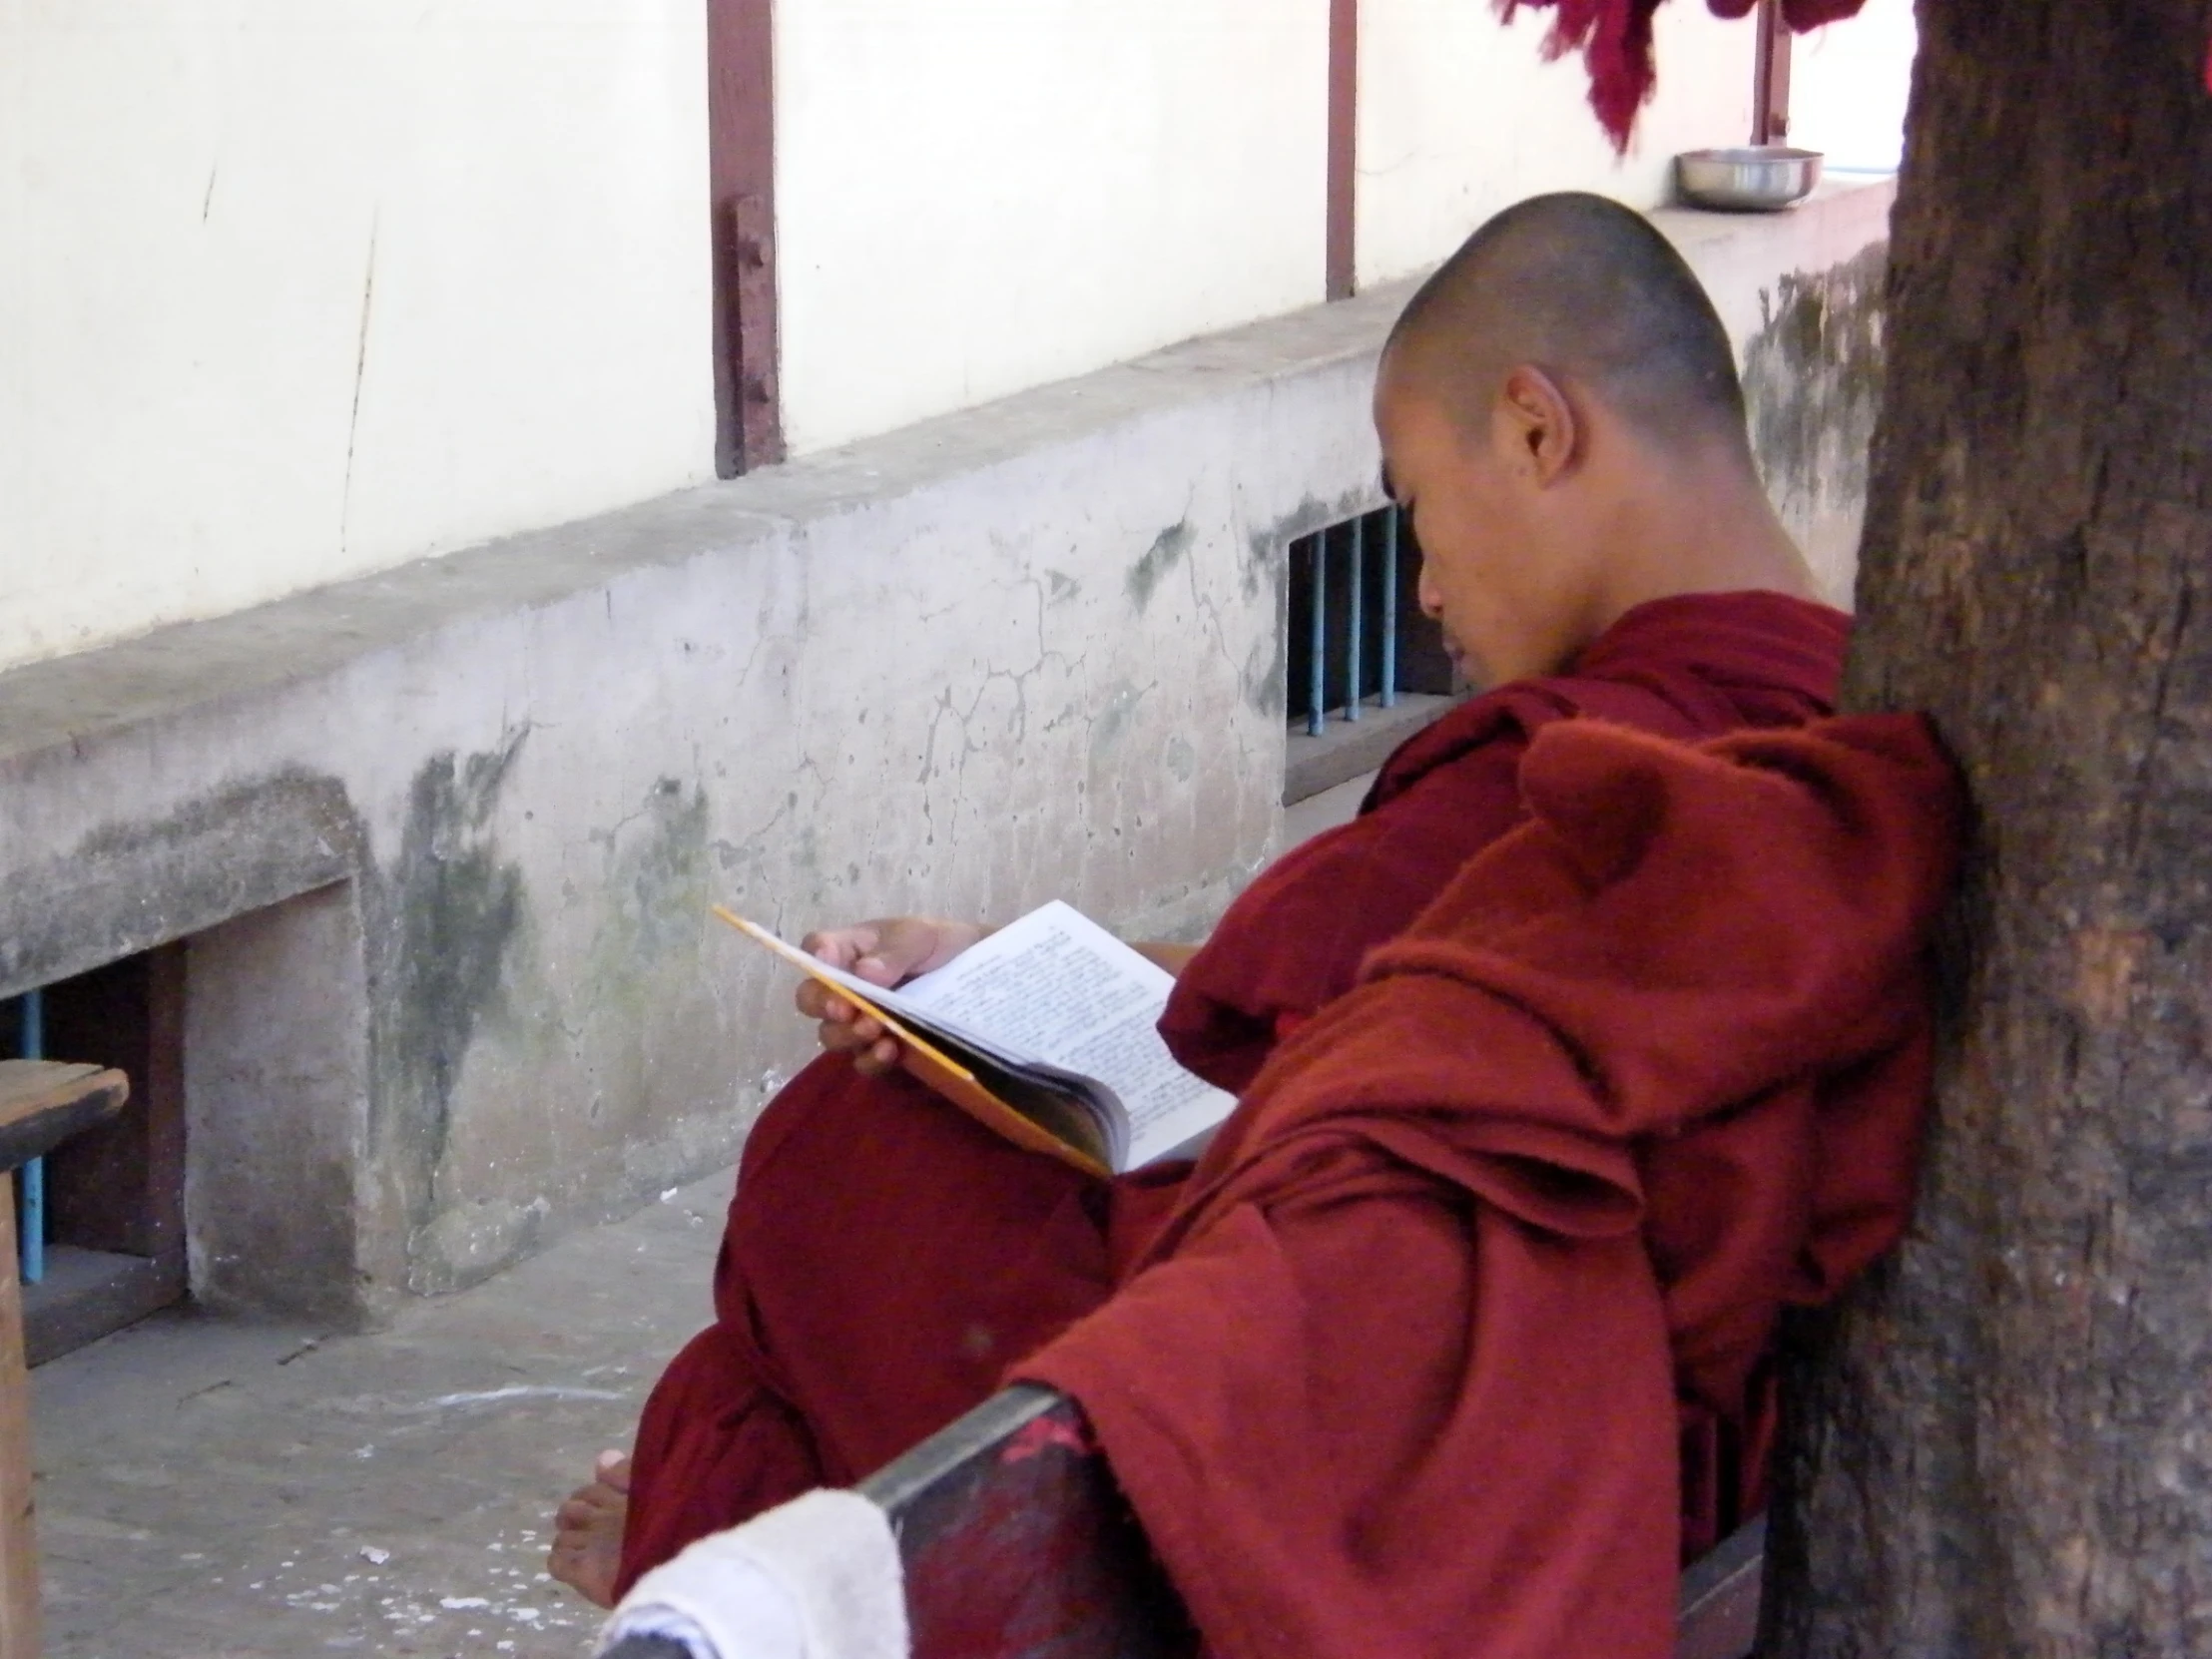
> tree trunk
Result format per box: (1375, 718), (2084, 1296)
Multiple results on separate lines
(1761, 3), (2212, 1655)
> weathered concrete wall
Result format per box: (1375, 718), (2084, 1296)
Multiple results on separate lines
(187, 884), (376, 1321)
(1739, 241), (1889, 606)
(1657, 178), (1897, 606)
(0, 294), (1386, 1316)
(0, 183), (1894, 1319)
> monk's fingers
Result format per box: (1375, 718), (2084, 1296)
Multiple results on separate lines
(597, 1450), (632, 1491)
(850, 1036), (902, 1076)
(820, 1012), (884, 1050)
(800, 917), (988, 989)
(795, 977), (860, 1021)
(815, 1014), (876, 1055)
(799, 924), (880, 971)
(853, 916), (978, 985)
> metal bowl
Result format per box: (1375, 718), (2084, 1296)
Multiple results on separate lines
(1675, 147), (1824, 212)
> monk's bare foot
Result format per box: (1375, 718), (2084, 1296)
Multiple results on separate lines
(549, 1449), (631, 1608)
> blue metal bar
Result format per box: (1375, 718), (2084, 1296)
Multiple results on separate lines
(19, 991), (43, 1285)
(1307, 532), (1327, 737)
(1381, 507), (1399, 710)
(1345, 513), (1364, 722)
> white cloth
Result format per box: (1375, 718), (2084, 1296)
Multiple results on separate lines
(598, 1488), (908, 1659)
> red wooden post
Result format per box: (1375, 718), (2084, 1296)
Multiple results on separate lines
(707, 0), (783, 475)
(1327, 0), (1359, 300)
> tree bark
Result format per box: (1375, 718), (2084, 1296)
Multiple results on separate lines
(1762, 3), (2212, 1655)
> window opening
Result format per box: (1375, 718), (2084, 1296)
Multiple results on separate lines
(1283, 505), (1461, 807)
(3, 946), (188, 1364)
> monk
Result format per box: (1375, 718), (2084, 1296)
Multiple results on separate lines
(550, 190), (1850, 1607)
(1018, 712), (1958, 1658)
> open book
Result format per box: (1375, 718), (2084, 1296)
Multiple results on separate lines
(715, 900), (1236, 1177)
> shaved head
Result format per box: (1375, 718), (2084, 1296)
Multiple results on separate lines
(1384, 192), (1749, 457)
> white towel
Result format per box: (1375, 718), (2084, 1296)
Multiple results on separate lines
(598, 1487), (909, 1659)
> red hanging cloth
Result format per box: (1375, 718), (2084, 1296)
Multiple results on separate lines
(1501, 0), (1869, 151)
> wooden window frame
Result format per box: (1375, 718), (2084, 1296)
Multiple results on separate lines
(708, 0), (783, 475)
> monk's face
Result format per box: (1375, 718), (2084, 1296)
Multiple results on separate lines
(1373, 367), (1593, 688)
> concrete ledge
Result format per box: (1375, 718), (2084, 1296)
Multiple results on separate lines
(0, 277), (1416, 770)
(1283, 695), (1455, 806)
(0, 175), (1896, 763)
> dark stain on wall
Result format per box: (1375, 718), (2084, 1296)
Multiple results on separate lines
(610, 778), (712, 968)
(1242, 624), (1285, 719)
(374, 728), (528, 1228)
(1125, 520), (1193, 611)
(1743, 243), (1889, 516)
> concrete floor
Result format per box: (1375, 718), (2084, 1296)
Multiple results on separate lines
(31, 1170), (733, 1659)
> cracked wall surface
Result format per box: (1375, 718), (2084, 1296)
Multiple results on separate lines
(0, 183), (1897, 1316)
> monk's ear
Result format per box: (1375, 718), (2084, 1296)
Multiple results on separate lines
(1494, 365), (1579, 487)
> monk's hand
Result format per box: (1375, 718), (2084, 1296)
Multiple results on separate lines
(797, 917), (990, 1074)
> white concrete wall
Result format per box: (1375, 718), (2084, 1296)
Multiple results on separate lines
(1357, 0), (1758, 286)
(0, 2), (716, 675)
(775, 0), (1330, 455)
(1, 0), (1802, 677)
(1790, 0), (1917, 173)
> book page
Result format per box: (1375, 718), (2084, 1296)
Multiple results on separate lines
(897, 902), (1234, 1166)
(717, 902), (1234, 1169)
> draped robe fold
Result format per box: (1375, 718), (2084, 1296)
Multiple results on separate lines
(1018, 713), (1961, 1659)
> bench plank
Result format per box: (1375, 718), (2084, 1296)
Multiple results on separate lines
(0, 1063), (130, 1173)
(861, 1384), (1193, 1658)
(1676, 1514), (1765, 1659)
(601, 1389), (1767, 1659)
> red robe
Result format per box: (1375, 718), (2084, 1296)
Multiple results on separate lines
(616, 590), (1850, 1595)
(1018, 714), (1960, 1659)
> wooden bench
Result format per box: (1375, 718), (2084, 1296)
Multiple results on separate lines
(0, 1061), (133, 1659)
(602, 1382), (1766, 1659)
